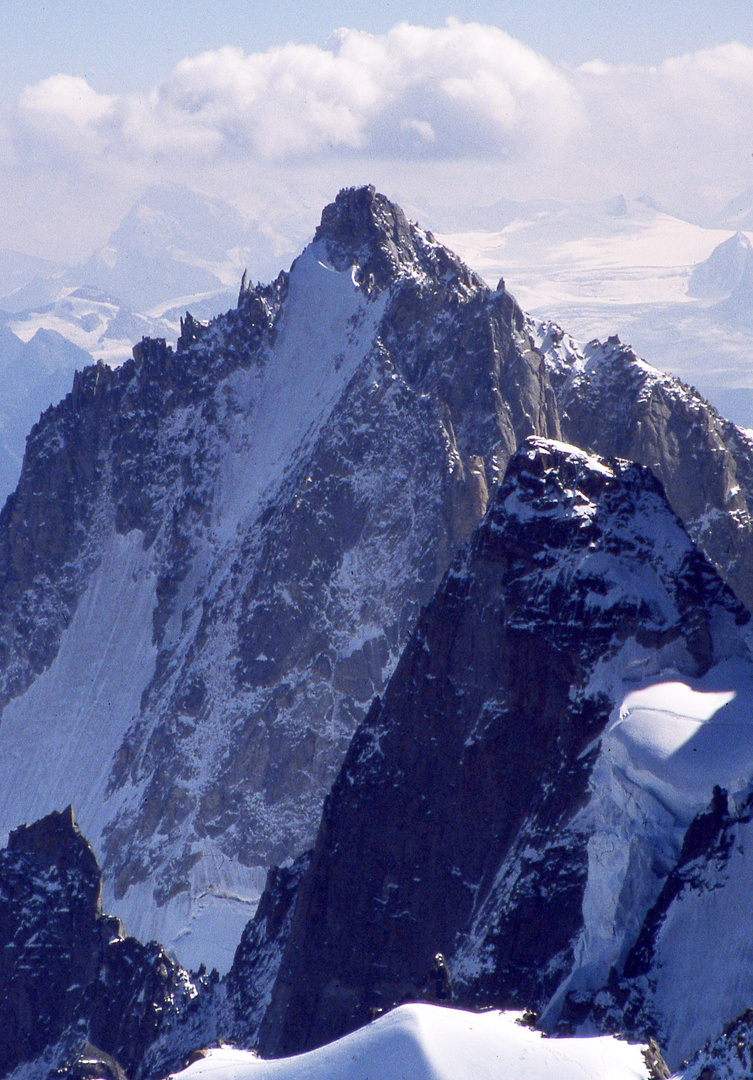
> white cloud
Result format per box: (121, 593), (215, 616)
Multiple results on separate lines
(567, 43), (753, 214)
(6, 21), (579, 165)
(19, 74), (114, 128)
(3, 26), (753, 259)
(10, 74), (115, 164)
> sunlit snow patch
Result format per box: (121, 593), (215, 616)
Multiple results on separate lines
(547, 652), (753, 1021)
(0, 530), (157, 850)
(103, 846), (267, 975)
(605, 659), (753, 821)
(175, 1004), (651, 1080)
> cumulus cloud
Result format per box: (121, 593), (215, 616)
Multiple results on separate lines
(6, 21), (580, 165)
(10, 74), (115, 164)
(568, 43), (753, 213)
(4, 24), (753, 259)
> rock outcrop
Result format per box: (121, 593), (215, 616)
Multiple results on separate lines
(255, 438), (753, 1062)
(536, 324), (753, 613)
(0, 807), (211, 1079)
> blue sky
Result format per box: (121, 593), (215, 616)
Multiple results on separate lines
(3, 3), (753, 259)
(4, 0), (753, 97)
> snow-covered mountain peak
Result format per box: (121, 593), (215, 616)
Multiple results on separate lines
(7, 190), (753, 1076)
(313, 185), (486, 296)
(68, 184), (279, 314)
(533, 319), (664, 389)
(687, 230), (753, 299)
(482, 436), (747, 684)
(0, 187), (562, 971)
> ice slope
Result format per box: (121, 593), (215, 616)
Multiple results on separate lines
(176, 1005), (650, 1080)
(647, 809), (753, 1065)
(600, 674), (753, 1064)
(544, 647), (753, 1036)
(601, 662), (753, 822)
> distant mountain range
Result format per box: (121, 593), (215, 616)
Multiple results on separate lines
(436, 194), (753, 428)
(0, 185), (299, 506)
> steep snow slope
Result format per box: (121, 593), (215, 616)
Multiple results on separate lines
(0, 531), (157, 838)
(0, 243), (387, 968)
(641, 796), (753, 1065)
(103, 246), (389, 969)
(535, 654), (753, 1040)
(177, 1005), (651, 1080)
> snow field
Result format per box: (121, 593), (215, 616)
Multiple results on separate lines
(104, 850), (268, 975)
(0, 530), (158, 851)
(175, 1005), (651, 1080)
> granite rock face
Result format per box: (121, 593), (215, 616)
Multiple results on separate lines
(255, 438), (753, 1059)
(536, 324), (753, 612)
(0, 807), (210, 1079)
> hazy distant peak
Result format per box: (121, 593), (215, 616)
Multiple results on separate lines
(687, 229), (753, 299)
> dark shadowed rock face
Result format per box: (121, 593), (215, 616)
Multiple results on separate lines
(224, 852), (311, 1047)
(257, 437), (750, 1057)
(0, 807), (212, 1080)
(0, 807), (103, 1073)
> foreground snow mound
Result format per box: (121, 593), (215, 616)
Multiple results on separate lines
(177, 1005), (651, 1080)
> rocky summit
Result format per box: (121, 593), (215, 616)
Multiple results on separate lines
(254, 438), (753, 1067)
(0, 807), (210, 1079)
(0, 187), (753, 981)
